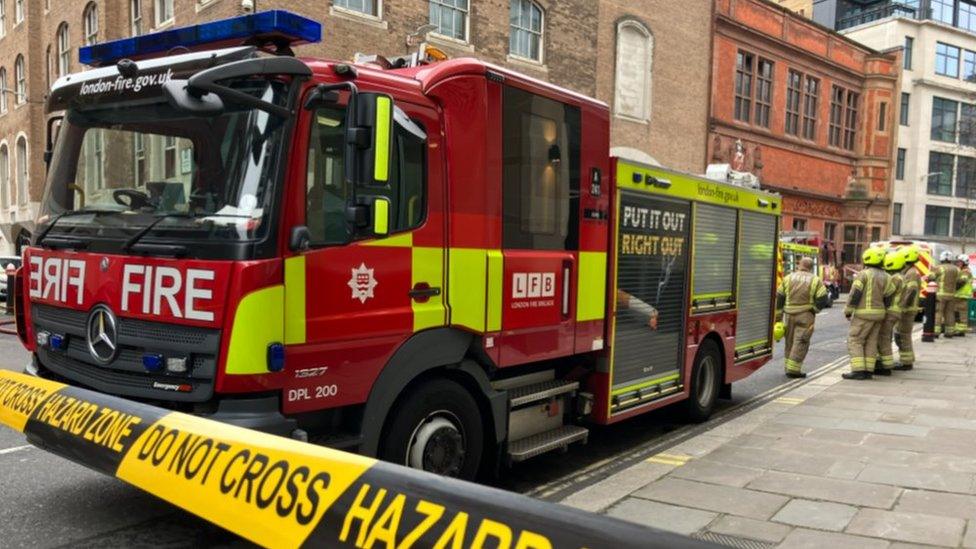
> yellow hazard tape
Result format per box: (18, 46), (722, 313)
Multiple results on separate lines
(0, 370), (694, 549)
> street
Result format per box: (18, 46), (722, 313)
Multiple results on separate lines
(0, 306), (852, 548)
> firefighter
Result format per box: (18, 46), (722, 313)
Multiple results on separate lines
(955, 254), (972, 337)
(894, 246), (921, 370)
(928, 251), (961, 337)
(843, 247), (895, 380)
(875, 250), (905, 375)
(776, 256), (829, 378)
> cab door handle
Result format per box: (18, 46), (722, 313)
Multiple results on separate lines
(409, 283), (441, 303)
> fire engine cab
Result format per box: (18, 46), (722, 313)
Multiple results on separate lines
(15, 11), (781, 480)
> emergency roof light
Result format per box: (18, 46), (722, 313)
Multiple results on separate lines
(79, 10), (321, 67)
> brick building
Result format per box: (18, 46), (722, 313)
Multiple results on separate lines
(711, 0), (901, 269)
(0, 1), (719, 252)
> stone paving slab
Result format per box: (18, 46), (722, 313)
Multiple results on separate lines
(771, 499), (857, 531)
(746, 470), (902, 508)
(895, 489), (976, 520)
(777, 528), (889, 549)
(668, 458), (764, 488)
(604, 498), (717, 536)
(632, 477), (790, 520)
(706, 515), (792, 544)
(845, 508), (966, 547)
(856, 463), (975, 494)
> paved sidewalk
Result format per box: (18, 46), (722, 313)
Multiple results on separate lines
(563, 332), (976, 548)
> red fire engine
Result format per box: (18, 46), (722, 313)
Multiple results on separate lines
(14, 12), (780, 480)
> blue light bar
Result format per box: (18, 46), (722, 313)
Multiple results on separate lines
(79, 10), (321, 66)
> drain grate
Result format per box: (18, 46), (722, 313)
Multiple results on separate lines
(693, 531), (776, 549)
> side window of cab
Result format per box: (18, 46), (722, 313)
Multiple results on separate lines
(305, 105), (426, 245)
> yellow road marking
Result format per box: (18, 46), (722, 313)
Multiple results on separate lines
(774, 397), (805, 405)
(645, 453), (691, 466)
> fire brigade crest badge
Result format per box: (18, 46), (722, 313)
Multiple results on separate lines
(348, 263), (378, 304)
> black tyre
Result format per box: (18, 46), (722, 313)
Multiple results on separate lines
(683, 340), (721, 422)
(379, 378), (484, 480)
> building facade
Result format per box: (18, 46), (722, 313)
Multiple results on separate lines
(711, 0), (900, 270)
(808, 2), (976, 252)
(0, 0), (717, 253)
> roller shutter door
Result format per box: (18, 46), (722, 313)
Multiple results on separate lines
(736, 211), (777, 359)
(692, 203), (737, 311)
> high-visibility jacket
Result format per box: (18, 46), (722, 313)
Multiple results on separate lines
(957, 267), (973, 299)
(931, 263), (960, 299)
(901, 267), (922, 313)
(846, 266), (895, 321)
(886, 273), (905, 319)
(776, 270), (828, 315)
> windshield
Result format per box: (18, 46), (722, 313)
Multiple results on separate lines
(39, 78), (292, 258)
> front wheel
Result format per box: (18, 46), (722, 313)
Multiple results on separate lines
(683, 340), (721, 423)
(379, 378), (484, 480)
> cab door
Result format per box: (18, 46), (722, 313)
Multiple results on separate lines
(282, 92), (446, 414)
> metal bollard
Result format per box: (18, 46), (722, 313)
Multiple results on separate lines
(922, 291), (937, 342)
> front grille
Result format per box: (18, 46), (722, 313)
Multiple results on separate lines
(32, 303), (220, 402)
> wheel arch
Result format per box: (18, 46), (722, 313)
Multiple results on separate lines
(359, 328), (506, 456)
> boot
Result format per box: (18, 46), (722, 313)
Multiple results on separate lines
(786, 371), (807, 379)
(874, 368), (892, 376)
(842, 371), (872, 380)
(892, 363), (914, 371)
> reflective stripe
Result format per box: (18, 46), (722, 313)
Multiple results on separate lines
(373, 95), (391, 182)
(577, 251), (607, 322)
(412, 246), (446, 331)
(284, 256), (306, 345)
(227, 285), (284, 375)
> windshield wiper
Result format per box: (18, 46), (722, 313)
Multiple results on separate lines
(121, 212), (194, 252)
(36, 209), (121, 247)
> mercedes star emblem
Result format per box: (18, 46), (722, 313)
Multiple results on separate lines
(86, 305), (118, 364)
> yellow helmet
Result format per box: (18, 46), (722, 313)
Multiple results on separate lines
(862, 247), (886, 267)
(902, 245), (920, 264)
(884, 250), (906, 272)
(773, 322), (785, 342)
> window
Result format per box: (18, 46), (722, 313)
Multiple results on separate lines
(802, 76), (819, 140)
(925, 205), (951, 236)
(333, 0), (379, 17)
(824, 222), (836, 243)
(15, 135), (25, 205)
(966, 50), (976, 82)
(0, 1), (6, 39)
(962, 104), (976, 146)
(57, 23), (69, 77)
(13, 0), (21, 24)
(842, 224), (866, 264)
(133, 133), (146, 187)
(0, 68), (7, 114)
(958, 156), (976, 198)
(13, 54), (23, 105)
(45, 46), (51, 88)
(932, 0), (955, 25)
(754, 59), (773, 128)
(131, 0), (142, 35)
(154, 0), (173, 26)
(892, 203), (902, 236)
(954, 208), (976, 237)
(896, 148), (906, 180)
(613, 20), (653, 122)
(904, 36), (913, 70)
(786, 70), (802, 136)
(871, 226), (882, 242)
(878, 101), (887, 132)
(305, 106), (426, 246)
(928, 151), (954, 196)
(0, 144), (7, 208)
(734, 51), (754, 123)
(844, 90), (859, 150)
(83, 3), (98, 45)
(932, 97), (959, 142)
(963, 1), (976, 32)
(936, 42), (960, 78)
(900, 92), (910, 126)
(510, 0), (543, 62)
(429, 0), (468, 42)
(163, 135), (176, 179)
(792, 218), (807, 231)
(829, 85), (843, 147)
(503, 85), (580, 251)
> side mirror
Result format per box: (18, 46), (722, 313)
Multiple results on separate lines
(288, 226), (311, 252)
(348, 93), (394, 187)
(372, 197), (390, 237)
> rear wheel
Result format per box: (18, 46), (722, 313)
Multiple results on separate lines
(683, 340), (721, 422)
(379, 378), (484, 480)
